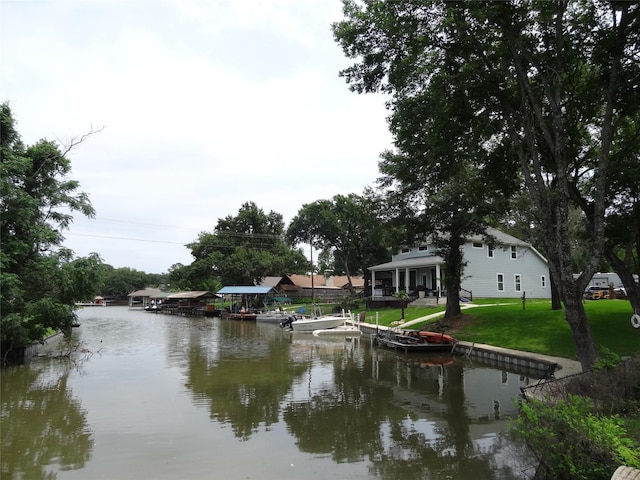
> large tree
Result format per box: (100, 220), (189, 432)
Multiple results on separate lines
(100, 266), (149, 299)
(1, 102), (105, 362)
(374, 51), (518, 317)
(287, 193), (390, 296)
(186, 202), (308, 287)
(333, 1), (639, 369)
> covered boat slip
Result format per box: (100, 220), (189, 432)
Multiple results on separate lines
(216, 285), (281, 320)
(129, 289), (219, 316)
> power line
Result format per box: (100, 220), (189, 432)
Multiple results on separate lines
(66, 232), (187, 245)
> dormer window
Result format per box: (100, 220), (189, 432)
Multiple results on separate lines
(473, 242), (483, 248)
(401, 247), (411, 254)
(418, 245), (428, 252)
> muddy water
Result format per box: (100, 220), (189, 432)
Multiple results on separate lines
(1, 306), (537, 479)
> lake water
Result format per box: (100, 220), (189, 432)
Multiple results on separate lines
(1, 306), (538, 479)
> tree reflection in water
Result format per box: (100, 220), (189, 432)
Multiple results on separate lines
(182, 322), (533, 479)
(2, 308), (536, 479)
(1, 361), (93, 479)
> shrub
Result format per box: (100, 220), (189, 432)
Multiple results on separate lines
(514, 395), (640, 479)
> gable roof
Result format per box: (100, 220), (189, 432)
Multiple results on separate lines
(475, 226), (532, 247)
(167, 291), (217, 299)
(286, 274), (364, 289)
(369, 255), (445, 272)
(217, 286), (275, 295)
(128, 288), (164, 297)
(259, 276), (284, 287)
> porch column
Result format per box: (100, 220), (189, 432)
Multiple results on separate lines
(435, 264), (442, 294)
(371, 271), (376, 297)
(404, 269), (410, 292)
(395, 268), (400, 294)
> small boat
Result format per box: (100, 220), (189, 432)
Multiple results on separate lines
(256, 309), (292, 323)
(401, 330), (454, 344)
(280, 311), (351, 332)
(312, 325), (361, 337)
(374, 330), (455, 353)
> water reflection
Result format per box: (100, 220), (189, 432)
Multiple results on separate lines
(1, 362), (93, 479)
(1, 307), (536, 479)
(185, 321), (307, 439)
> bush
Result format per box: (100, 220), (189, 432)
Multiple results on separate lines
(338, 296), (361, 312)
(514, 395), (640, 479)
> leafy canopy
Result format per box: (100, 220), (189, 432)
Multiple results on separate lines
(183, 201), (308, 287)
(1, 102), (105, 358)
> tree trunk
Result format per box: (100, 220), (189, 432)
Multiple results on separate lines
(445, 289), (461, 318)
(563, 294), (599, 370)
(550, 276), (563, 311)
(442, 236), (464, 319)
(605, 248), (640, 316)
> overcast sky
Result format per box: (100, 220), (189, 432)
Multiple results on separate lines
(2, 0), (392, 273)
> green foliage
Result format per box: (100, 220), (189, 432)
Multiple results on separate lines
(337, 295), (361, 312)
(185, 202), (308, 288)
(333, 0), (640, 369)
(592, 346), (622, 371)
(0, 102), (103, 360)
(287, 193), (390, 291)
(514, 395), (640, 479)
(101, 266), (149, 298)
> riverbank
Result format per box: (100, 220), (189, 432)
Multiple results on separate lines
(356, 304), (583, 379)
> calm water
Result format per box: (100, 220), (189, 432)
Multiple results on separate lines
(1, 306), (538, 479)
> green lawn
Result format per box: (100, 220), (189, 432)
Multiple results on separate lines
(353, 299), (639, 360)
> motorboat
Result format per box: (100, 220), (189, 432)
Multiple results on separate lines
(312, 324), (361, 337)
(280, 311), (351, 332)
(256, 309), (294, 323)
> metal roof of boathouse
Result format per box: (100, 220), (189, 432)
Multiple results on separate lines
(167, 291), (217, 299)
(216, 286), (274, 295)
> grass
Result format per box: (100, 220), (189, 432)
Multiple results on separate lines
(351, 298), (639, 360)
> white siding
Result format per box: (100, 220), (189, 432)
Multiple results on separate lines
(462, 244), (549, 298)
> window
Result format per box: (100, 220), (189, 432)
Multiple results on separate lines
(473, 242), (483, 248)
(541, 275), (546, 288)
(514, 274), (522, 292)
(418, 245), (428, 252)
(400, 247), (410, 254)
(497, 273), (504, 292)
(488, 245), (494, 258)
(511, 246), (517, 259)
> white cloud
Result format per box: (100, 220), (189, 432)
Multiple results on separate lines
(2, 0), (391, 273)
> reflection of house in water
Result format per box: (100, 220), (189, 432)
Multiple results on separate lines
(378, 359), (530, 420)
(373, 355), (535, 466)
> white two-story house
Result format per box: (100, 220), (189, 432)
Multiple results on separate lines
(368, 227), (550, 300)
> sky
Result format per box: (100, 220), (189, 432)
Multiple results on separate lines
(1, 0), (392, 274)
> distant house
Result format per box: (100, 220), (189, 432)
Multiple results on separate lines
(260, 274), (365, 302)
(368, 227), (550, 300)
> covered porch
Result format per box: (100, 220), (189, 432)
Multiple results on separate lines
(368, 256), (446, 300)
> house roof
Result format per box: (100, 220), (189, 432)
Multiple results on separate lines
(369, 256), (444, 272)
(330, 275), (365, 288)
(476, 226), (532, 247)
(287, 274), (327, 288)
(217, 286), (275, 295)
(285, 274), (364, 289)
(128, 288), (164, 297)
(259, 276), (284, 287)
(369, 227), (548, 271)
(167, 291), (217, 299)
